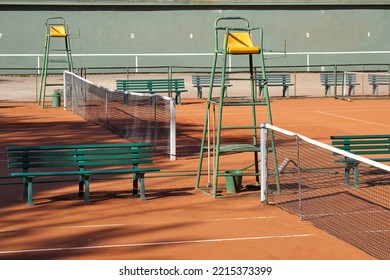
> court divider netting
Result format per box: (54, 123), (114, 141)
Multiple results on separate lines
(63, 71), (176, 160)
(260, 123), (390, 259)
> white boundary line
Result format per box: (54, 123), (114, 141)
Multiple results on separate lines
(0, 216), (277, 233)
(317, 111), (390, 128)
(0, 233), (314, 255)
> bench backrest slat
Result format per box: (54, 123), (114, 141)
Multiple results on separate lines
(368, 74), (390, 84)
(331, 135), (390, 140)
(331, 135), (390, 156)
(320, 73), (357, 84)
(116, 79), (186, 91)
(7, 143), (155, 170)
(191, 74), (231, 86)
(256, 73), (292, 85)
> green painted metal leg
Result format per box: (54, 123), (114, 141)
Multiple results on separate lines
(344, 163), (350, 186)
(22, 177), (28, 202)
(195, 45), (218, 190)
(373, 85), (378, 95)
(283, 86), (289, 97)
(124, 94), (129, 105)
(27, 177), (34, 206)
(139, 174), (146, 201)
(197, 87), (202, 99)
(83, 175), (91, 204)
(132, 173), (139, 197)
(353, 165), (359, 189)
(176, 92), (181, 105)
(78, 176), (85, 198)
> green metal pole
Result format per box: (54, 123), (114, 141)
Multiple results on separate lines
(39, 32), (50, 106)
(212, 27), (229, 197)
(195, 22), (220, 191)
(249, 53), (260, 185)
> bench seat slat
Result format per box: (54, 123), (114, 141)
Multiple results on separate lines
(8, 159), (154, 169)
(10, 167), (160, 178)
(8, 152), (153, 159)
(7, 143), (151, 151)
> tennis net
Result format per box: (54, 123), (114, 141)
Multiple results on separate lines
(63, 71), (176, 160)
(261, 123), (390, 259)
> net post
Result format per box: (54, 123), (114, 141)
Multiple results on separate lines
(170, 98), (176, 161)
(260, 122), (268, 205)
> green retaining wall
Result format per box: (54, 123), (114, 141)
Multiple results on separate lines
(0, 4), (389, 70)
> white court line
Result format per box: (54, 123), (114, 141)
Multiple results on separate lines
(0, 216), (277, 233)
(317, 111), (390, 128)
(0, 233), (314, 255)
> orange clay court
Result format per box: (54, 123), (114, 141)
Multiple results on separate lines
(0, 97), (389, 260)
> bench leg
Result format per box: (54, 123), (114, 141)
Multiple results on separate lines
(83, 175), (91, 204)
(325, 86), (330, 96)
(22, 177), (28, 201)
(175, 92), (181, 105)
(197, 87), (202, 99)
(372, 85), (378, 95)
(353, 165), (359, 189)
(348, 85), (355, 96)
(282, 86), (289, 98)
(344, 164), (350, 187)
(139, 174), (146, 201)
(124, 94), (129, 105)
(344, 161), (356, 186)
(132, 173), (139, 197)
(78, 175), (85, 198)
(258, 86), (263, 98)
(223, 86), (228, 98)
(26, 176), (34, 206)
(344, 162), (359, 188)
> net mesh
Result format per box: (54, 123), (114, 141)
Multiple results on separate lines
(265, 124), (390, 259)
(63, 71), (175, 157)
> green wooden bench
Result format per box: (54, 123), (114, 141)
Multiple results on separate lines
(191, 74), (232, 99)
(368, 74), (390, 95)
(7, 143), (160, 206)
(256, 73), (293, 97)
(320, 73), (359, 96)
(116, 78), (187, 105)
(330, 134), (390, 188)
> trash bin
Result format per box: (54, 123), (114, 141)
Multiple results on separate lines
(224, 169), (243, 193)
(52, 89), (61, 107)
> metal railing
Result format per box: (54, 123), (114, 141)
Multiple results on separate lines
(1, 63), (389, 102)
